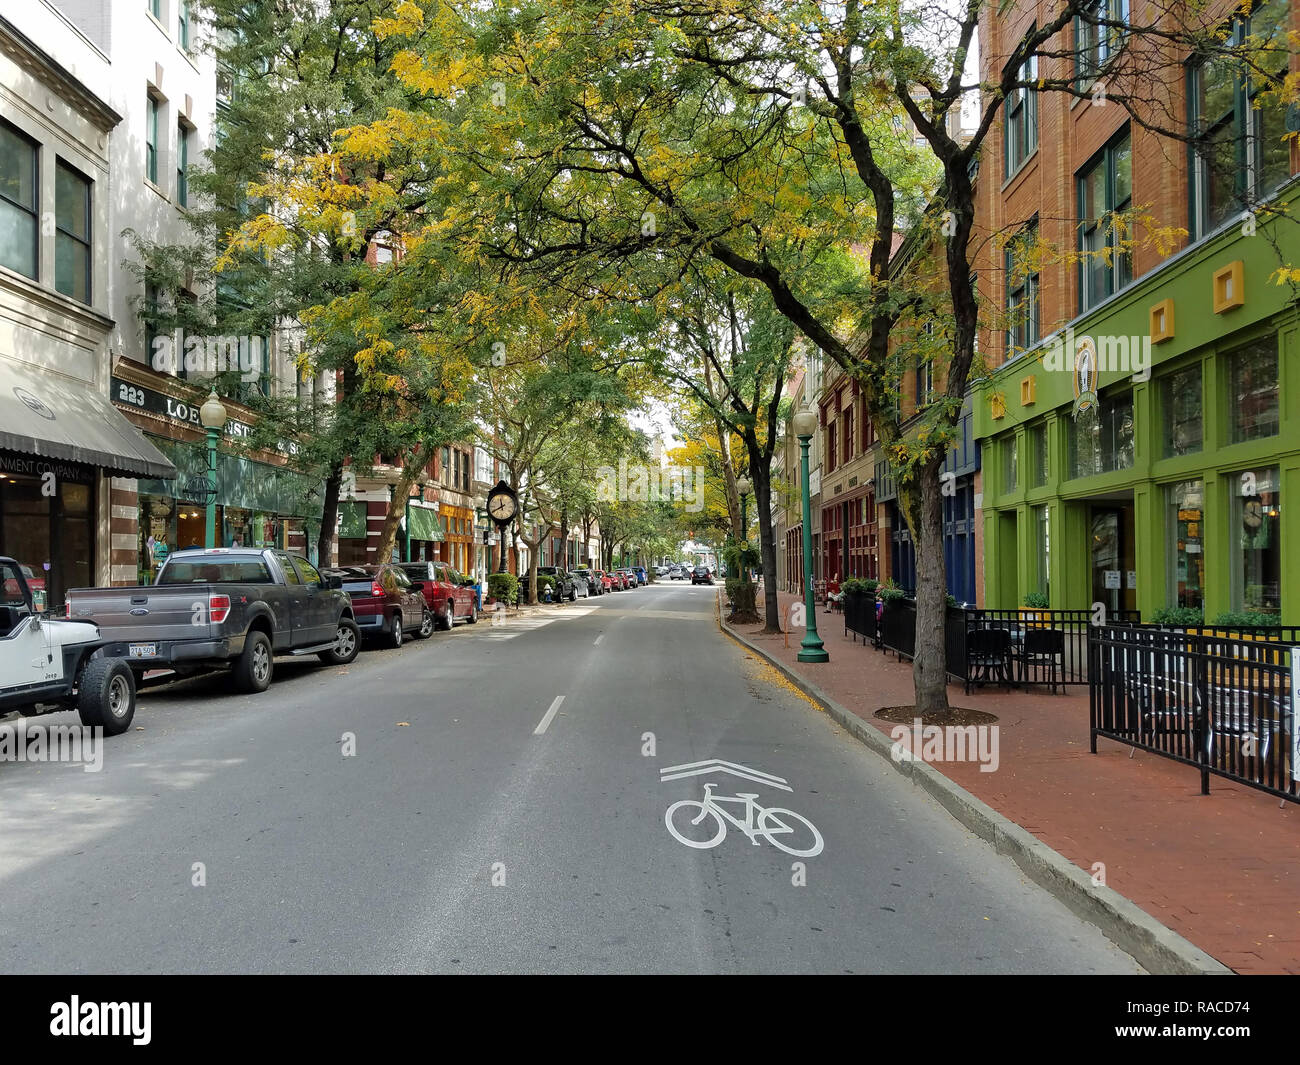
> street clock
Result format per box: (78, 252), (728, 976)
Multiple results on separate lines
(486, 479), (518, 525)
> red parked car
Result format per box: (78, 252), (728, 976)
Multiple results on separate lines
(322, 564), (431, 648)
(399, 561), (478, 629)
(595, 570), (614, 593)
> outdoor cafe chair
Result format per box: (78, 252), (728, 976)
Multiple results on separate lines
(965, 627), (1013, 694)
(1021, 628), (1066, 694)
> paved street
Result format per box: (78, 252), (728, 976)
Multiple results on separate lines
(0, 582), (1139, 974)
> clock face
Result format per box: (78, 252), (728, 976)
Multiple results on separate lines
(488, 493), (517, 521)
(1244, 500), (1264, 529)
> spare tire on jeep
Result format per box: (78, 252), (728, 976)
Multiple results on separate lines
(78, 657), (136, 736)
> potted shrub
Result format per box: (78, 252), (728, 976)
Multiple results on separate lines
(1020, 591), (1049, 624)
(1151, 606), (1204, 629)
(487, 572), (519, 608)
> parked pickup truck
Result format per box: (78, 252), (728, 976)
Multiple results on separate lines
(66, 548), (360, 693)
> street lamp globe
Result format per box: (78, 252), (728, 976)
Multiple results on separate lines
(792, 409), (817, 439)
(199, 390), (228, 430)
(735, 475), (751, 496)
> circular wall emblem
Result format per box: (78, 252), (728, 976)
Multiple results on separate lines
(14, 386), (55, 421)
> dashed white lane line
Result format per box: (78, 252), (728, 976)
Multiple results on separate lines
(593, 633), (605, 646)
(533, 695), (565, 735)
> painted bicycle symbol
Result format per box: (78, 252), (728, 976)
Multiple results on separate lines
(664, 782), (824, 857)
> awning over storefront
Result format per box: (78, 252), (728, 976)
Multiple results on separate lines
(407, 503), (444, 542)
(0, 358), (176, 478)
(137, 436), (320, 515)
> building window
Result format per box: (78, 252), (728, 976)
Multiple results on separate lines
(1004, 46), (1038, 176)
(149, 0), (161, 18)
(54, 161), (91, 303)
(1030, 423), (1049, 487)
(1231, 467), (1280, 614)
(146, 94), (160, 184)
(1078, 129), (1132, 310)
(842, 404), (854, 461)
(177, 0), (189, 49)
(1166, 480), (1204, 612)
(1228, 336), (1279, 443)
(826, 420), (837, 472)
(1034, 504), (1051, 599)
(1161, 365), (1203, 457)
(1070, 390), (1134, 478)
(176, 122), (189, 207)
(441, 446), (451, 483)
(1005, 219), (1039, 357)
(1188, 0), (1291, 238)
(1003, 434), (1018, 494)
(0, 122), (39, 280)
(1075, 0), (1129, 84)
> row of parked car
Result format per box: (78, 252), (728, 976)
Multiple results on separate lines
(1, 548), (490, 739)
(536, 565), (647, 600)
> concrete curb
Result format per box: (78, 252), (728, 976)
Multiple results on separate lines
(717, 599), (1232, 976)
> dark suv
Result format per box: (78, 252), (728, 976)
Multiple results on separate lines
(536, 566), (576, 602)
(691, 564), (714, 585)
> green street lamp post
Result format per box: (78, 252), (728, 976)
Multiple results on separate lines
(736, 474), (751, 550)
(199, 391), (227, 550)
(792, 409), (828, 662)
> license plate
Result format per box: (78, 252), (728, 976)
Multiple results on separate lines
(128, 643), (157, 658)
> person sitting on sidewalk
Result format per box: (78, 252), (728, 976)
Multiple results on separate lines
(825, 574), (843, 613)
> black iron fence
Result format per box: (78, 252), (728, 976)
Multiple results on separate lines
(873, 601), (1139, 691)
(842, 592), (878, 647)
(1090, 624), (1298, 804)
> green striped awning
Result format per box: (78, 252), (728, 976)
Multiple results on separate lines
(407, 504), (444, 542)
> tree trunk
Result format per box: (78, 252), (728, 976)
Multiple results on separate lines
(316, 460), (343, 566)
(375, 447), (429, 563)
(910, 458), (950, 716)
(751, 463), (782, 634)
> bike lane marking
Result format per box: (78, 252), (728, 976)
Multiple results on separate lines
(532, 695), (565, 735)
(593, 633), (605, 646)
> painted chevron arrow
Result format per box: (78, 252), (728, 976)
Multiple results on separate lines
(658, 759), (792, 792)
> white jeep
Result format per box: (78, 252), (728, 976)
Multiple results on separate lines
(0, 557), (136, 735)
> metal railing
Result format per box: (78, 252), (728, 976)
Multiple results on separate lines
(1090, 624), (1298, 803)
(842, 592), (878, 647)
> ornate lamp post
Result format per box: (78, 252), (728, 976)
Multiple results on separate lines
(198, 390), (227, 549)
(792, 409), (828, 663)
(736, 474), (752, 547)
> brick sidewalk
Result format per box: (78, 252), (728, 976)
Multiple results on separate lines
(726, 585), (1300, 975)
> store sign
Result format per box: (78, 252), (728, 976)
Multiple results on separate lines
(111, 377), (299, 456)
(0, 450), (95, 484)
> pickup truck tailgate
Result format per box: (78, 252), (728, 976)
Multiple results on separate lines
(68, 587), (216, 643)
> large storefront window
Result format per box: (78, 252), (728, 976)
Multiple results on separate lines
(134, 436), (319, 583)
(0, 456), (95, 610)
(1166, 480), (1205, 612)
(1034, 504), (1051, 600)
(1231, 467), (1281, 615)
(1161, 365), (1202, 457)
(1003, 434), (1018, 494)
(1229, 337), (1279, 444)
(1070, 390), (1134, 478)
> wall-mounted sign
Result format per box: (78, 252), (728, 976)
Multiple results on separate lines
(1073, 337), (1098, 418)
(111, 377), (298, 456)
(1104, 570), (1121, 590)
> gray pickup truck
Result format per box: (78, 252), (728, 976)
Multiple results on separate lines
(66, 548), (360, 693)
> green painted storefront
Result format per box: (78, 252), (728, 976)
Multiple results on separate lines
(974, 185), (1300, 624)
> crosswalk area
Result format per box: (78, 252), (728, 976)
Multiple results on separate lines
(474, 606), (598, 641)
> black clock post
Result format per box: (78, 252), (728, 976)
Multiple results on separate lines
(486, 479), (518, 574)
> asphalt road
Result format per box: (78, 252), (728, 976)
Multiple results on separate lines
(0, 580), (1141, 974)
